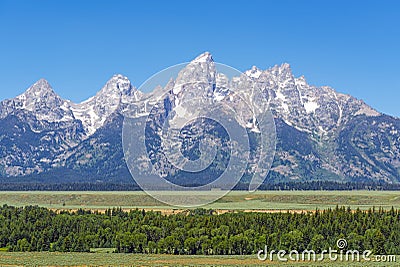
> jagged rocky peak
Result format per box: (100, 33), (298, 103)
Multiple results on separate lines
(0, 78), (76, 123)
(17, 78), (60, 104)
(70, 74), (140, 136)
(273, 62), (291, 73)
(24, 78), (53, 94)
(245, 64), (293, 81)
(245, 66), (262, 79)
(265, 63), (294, 80)
(97, 74), (136, 97)
(78, 74), (138, 107)
(192, 51), (214, 63)
(173, 52), (216, 95)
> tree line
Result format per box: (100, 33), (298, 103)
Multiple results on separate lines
(0, 205), (399, 255)
(1, 181), (399, 191)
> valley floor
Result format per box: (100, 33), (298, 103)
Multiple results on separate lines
(0, 190), (399, 212)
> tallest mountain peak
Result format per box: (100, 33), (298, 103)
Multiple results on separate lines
(192, 52), (214, 63)
(280, 62), (291, 69)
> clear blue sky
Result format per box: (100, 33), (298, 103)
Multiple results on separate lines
(0, 0), (399, 117)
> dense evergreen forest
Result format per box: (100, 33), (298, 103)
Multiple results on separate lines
(0, 205), (399, 255)
(1, 181), (400, 191)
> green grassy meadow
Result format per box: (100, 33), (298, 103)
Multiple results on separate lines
(0, 190), (399, 211)
(0, 252), (397, 266)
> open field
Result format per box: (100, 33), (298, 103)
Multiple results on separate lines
(0, 252), (397, 267)
(0, 190), (399, 212)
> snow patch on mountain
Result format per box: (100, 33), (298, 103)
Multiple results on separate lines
(304, 100), (319, 113)
(71, 74), (138, 135)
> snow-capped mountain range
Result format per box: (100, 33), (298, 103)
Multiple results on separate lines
(0, 52), (399, 184)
